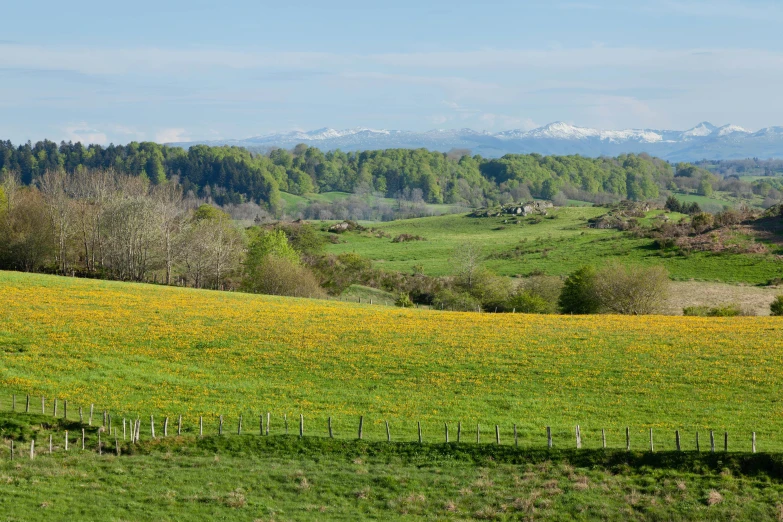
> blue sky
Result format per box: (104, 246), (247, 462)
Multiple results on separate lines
(2, 0), (783, 144)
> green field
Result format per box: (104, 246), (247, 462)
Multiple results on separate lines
(5, 272), (783, 518)
(3, 411), (783, 520)
(3, 271), (783, 448)
(321, 208), (783, 284)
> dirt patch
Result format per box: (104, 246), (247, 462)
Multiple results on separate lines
(666, 281), (783, 316)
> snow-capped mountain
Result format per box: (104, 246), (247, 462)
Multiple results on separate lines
(170, 122), (783, 161)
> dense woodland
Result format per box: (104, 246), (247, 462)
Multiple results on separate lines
(0, 140), (681, 212)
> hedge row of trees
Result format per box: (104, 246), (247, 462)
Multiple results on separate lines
(0, 170), (322, 294)
(0, 140), (679, 212)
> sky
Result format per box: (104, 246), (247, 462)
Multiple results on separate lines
(2, 0), (783, 144)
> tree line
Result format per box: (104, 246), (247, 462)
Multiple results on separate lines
(0, 140), (679, 212)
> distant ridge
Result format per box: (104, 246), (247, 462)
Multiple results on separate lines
(170, 121), (783, 161)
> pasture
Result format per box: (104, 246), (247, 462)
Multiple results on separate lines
(2, 271), (783, 451)
(322, 208), (783, 284)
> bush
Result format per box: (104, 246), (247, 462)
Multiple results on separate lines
(771, 296), (783, 316)
(682, 305), (711, 317)
(559, 266), (601, 314)
(243, 255), (326, 299)
(506, 291), (552, 314)
(432, 289), (481, 312)
(395, 293), (414, 308)
(684, 304), (744, 317)
(520, 275), (563, 313)
(594, 263), (669, 315)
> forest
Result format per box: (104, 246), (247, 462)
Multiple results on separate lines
(0, 140), (677, 212)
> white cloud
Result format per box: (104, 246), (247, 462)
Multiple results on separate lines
(155, 128), (190, 143)
(63, 123), (108, 145)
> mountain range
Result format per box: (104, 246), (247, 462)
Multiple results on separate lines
(170, 122), (783, 161)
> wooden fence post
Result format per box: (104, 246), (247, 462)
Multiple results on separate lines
(445, 423), (449, 443)
(65, 431), (69, 451)
(151, 415), (156, 439)
(649, 428), (654, 452)
(476, 423), (480, 444)
(79, 407), (83, 423)
(10, 440), (14, 460)
(328, 417), (333, 438)
(12, 394), (15, 411)
(266, 413), (270, 436)
(98, 432), (102, 455)
(108, 413), (112, 434)
(457, 422), (462, 443)
(178, 415), (182, 436)
(385, 420), (390, 442)
(710, 430), (715, 453)
(237, 415), (242, 435)
(115, 436), (120, 456)
(41, 396), (45, 414)
(514, 424), (518, 448)
(625, 427), (630, 451)
(89, 404), (93, 425)
(218, 415), (223, 436)
(82, 428), (85, 450)
(675, 430), (681, 451)
(696, 431), (700, 452)
(164, 417), (169, 437)
(496, 425), (500, 445)
(26, 394), (30, 413)
(418, 421), (422, 443)
(602, 429), (606, 449)
(199, 416), (203, 438)
(103, 410), (107, 427)
(285, 414), (288, 435)
(547, 426), (552, 448)
(576, 425), (581, 449)
(752, 432), (756, 453)
(358, 416), (363, 440)
(49, 434), (52, 454)
(724, 431), (728, 452)
(53, 398), (57, 417)
(30, 439), (34, 460)
(299, 414), (304, 438)
(123, 419), (126, 440)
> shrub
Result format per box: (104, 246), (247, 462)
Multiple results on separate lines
(432, 289), (481, 312)
(243, 255), (326, 299)
(395, 293), (414, 308)
(594, 263), (669, 315)
(684, 304), (745, 317)
(559, 266), (601, 314)
(771, 296), (783, 316)
(507, 291), (552, 314)
(683, 306), (711, 317)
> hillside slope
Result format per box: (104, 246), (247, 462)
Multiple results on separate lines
(2, 271), (783, 449)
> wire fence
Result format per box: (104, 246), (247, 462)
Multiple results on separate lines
(0, 391), (766, 458)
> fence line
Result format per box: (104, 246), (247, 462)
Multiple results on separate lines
(0, 392), (766, 458)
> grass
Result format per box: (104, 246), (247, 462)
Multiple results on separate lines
(3, 411), (783, 520)
(321, 207), (783, 284)
(3, 271), (783, 451)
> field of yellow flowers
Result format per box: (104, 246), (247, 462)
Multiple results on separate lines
(2, 271), (783, 450)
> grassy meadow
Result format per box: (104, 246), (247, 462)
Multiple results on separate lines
(3, 411), (783, 520)
(322, 208), (783, 284)
(2, 271), (783, 451)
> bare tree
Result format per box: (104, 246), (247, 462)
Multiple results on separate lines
(70, 169), (113, 272)
(153, 181), (186, 285)
(37, 170), (74, 274)
(594, 263), (670, 315)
